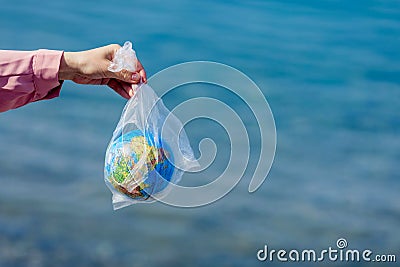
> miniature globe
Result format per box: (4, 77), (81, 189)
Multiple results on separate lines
(104, 129), (175, 200)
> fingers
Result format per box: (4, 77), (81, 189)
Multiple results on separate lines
(139, 68), (147, 83)
(107, 79), (131, 99)
(137, 60), (147, 83)
(106, 44), (147, 86)
(72, 77), (110, 85)
(108, 69), (142, 84)
(126, 83), (136, 98)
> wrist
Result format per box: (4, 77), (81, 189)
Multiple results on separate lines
(59, 52), (80, 80)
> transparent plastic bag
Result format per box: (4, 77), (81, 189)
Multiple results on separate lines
(104, 42), (198, 210)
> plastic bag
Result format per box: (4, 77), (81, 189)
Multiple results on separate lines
(104, 41), (198, 210)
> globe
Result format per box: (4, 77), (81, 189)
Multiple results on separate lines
(104, 129), (175, 200)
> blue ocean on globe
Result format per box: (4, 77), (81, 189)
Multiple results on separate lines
(105, 129), (175, 200)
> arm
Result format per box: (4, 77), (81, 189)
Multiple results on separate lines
(0, 49), (63, 112)
(0, 44), (147, 113)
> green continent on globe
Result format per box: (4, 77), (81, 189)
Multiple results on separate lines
(108, 132), (171, 200)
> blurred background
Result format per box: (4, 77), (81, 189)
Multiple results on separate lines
(0, 0), (399, 266)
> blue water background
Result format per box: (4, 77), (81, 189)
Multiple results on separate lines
(0, 0), (399, 266)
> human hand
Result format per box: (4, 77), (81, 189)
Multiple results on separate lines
(58, 44), (147, 99)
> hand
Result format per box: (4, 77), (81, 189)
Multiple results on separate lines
(58, 44), (147, 99)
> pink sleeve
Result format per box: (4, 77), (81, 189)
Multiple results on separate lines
(0, 49), (64, 113)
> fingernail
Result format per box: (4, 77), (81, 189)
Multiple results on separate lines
(132, 73), (140, 80)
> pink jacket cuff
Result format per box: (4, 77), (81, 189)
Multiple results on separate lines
(33, 49), (64, 100)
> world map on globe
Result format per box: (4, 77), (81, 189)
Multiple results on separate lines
(105, 129), (175, 200)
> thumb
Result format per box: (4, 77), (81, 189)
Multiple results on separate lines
(110, 69), (141, 84)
